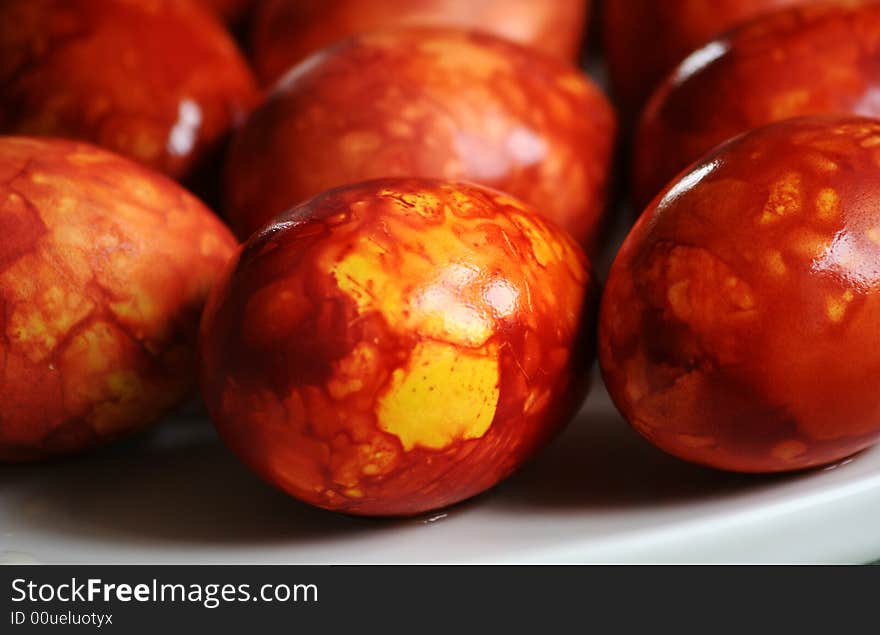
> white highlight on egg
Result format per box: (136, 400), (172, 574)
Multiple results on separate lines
(673, 40), (731, 85)
(167, 99), (202, 157)
(658, 159), (721, 207)
(506, 126), (547, 165)
(483, 279), (519, 318)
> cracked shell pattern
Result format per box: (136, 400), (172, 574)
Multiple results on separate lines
(601, 116), (880, 473)
(201, 178), (596, 516)
(224, 27), (615, 249)
(0, 137), (238, 461)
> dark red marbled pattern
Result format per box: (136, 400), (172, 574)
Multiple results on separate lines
(601, 116), (880, 473)
(634, 1), (880, 207)
(250, 0), (590, 86)
(0, 0), (257, 187)
(224, 28), (615, 248)
(602, 0), (815, 120)
(201, 178), (596, 516)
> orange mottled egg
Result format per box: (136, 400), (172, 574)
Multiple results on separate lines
(250, 0), (590, 86)
(0, 137), (237, 461)
(0, 0), (257, 190)
(602, 0), (814, 120)
(201, 179), (596, 516)
(600, 116), (880, 473)
(224, 28), (615, 248)
(634, 1), (880, 207)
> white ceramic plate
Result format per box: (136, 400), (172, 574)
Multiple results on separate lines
(3, 374), (880, 565)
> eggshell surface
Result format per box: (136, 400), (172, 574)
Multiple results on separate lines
(201, 178), (596, 515)
(0, 0), (257, 186)
(634, 1), (880, 206)
(601, 116), (880, 473)
(224, 28), (615, 247)
(250, 0), (590, 85)
(0, 137), (238, 461)
(602, 0), (813, 118)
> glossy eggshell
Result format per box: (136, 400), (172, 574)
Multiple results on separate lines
(602, 0), (812, 120)
(200, 178), (595, 516)
(224, 28), (616, 247)
(0, 137), (238, 462)
(0, 0), (257, 187)
(600, 116), (880, 473)
(249, 0), (590, 86)
(634, 1), (880, 207)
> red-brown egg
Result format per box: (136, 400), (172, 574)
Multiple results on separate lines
(602, 0), (813, 119)
(600, 116), (880, 473)
(0, 0), (257, 189)
(224, 28), (615, 248)
(634, 1), (880, 207)
(200, 179), (595, 516)
(198, 0), (254, 24)
(0, 137), (237, 462)
(250, 0), (590, 86)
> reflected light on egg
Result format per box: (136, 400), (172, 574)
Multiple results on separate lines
(200, 177), (595, 515)
(413, 263), (493, 346)
(853, 85), (880, 118)
(454, 130), (510, 181)
(506, 126), (547, 165)
(601, 115), (880, 474)
(658, 159), (721, 207)
(484, 279), (519, 317)
(167, 99), (203, 157)
(223, 28), (615, 247)
(671, 40), (731, 86)
(813, 230), (880, 290)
